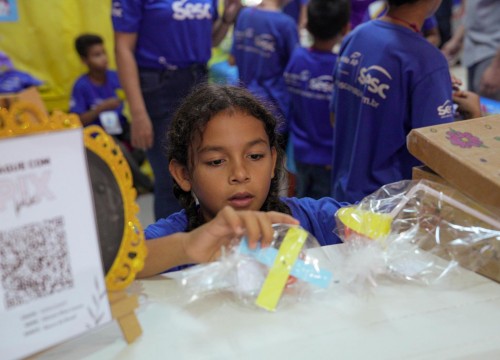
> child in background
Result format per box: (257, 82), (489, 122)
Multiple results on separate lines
(362, 0), (441, 46)
(70, 34), (153, 193)
(330, 0), (454, 203)
(283, 0), (308, 30)
(350, 0), (376, 30)
(284, 0), (349, 199)
(229, 0), (299, 136)
(139, 83), (346, 277)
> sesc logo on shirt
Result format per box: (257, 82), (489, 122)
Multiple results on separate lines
(173, 0), (212, 20)
(309, 75), (333, 93)
(437, 99), (453, 118)
(357, 65), (392, 99)
(254, 34), (276, 53)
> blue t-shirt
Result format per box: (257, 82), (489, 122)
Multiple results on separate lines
(283, 0), (308, 24)
(284, 47), (336, 166)
(0, 70), (42, 93)
(111, 0), (218, 69)
(351, 0), (376, 29)
(231, 8), (299, 125)
(144, 196), (346, 272)
(330, 20), (453, 203)
(70, 70), (128, 128)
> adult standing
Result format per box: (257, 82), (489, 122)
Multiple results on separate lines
(442, 0), (500, 100)
(112, 0), (240, 220)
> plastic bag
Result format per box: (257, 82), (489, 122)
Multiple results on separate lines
(174, 224), (333, 311)
(335, 180), (500, 291)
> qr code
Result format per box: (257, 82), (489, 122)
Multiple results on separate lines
(0, 217), (74, 309)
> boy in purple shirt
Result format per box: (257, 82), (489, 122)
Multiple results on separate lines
(229, 0), (299, 134)
(284, 0), (349, 199)
(70, 34), (153, 193)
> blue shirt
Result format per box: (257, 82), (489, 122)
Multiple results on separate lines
(0, 70), (42, 93)
(111, 0), (218, 69)
(70, 70), (128, 128)
(144, 197), (346, 272)
(284, 47), (336, 166)
(231, 8), (299, 124)
(331, 20), (453, 203)
(283, 0), (308, 24)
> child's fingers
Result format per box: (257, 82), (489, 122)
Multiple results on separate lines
(216, 206), (244, 237)
(241, 211), (299, 248)
(241, 213), (261, 248)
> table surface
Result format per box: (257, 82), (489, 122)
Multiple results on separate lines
(33, 245), (500, 360)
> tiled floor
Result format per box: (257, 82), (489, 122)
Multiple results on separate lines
(136, 65), (469, 228)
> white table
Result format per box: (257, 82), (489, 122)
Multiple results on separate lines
(33, 245), (500, 360)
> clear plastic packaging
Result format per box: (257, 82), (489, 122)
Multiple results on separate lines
(174, 224), (333, 311)
(334, 180), (500, 290)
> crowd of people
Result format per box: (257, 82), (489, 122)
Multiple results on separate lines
(33, 0), (500, 275)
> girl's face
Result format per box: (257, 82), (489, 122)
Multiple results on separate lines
(170, 110), (277, 222)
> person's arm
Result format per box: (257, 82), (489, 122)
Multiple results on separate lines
(441, 23), (465, 60)
(453, 90), (482, 119)
(114, 31), (153, 149)
(137, 206), (299, 278)
(78, 98), (121, 126)
(212, 0), (242, 47)
(479, 48), (500, 97)
(424, 26), (441, 47)
(298, 3), (307, 30)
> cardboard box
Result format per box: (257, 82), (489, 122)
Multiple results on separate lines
(408, 116), (500, 283)
(0, 86), (47, 114)
(408, 115), (500, 216)
(412, 165), (449, 186)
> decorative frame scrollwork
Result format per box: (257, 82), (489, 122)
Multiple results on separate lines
(0, 101), (146, 291)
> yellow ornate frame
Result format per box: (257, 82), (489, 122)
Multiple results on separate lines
(0, 101), (146, 291)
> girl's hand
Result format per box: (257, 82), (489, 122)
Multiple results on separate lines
(131, 110), (154, 150)
(182, 206), (300, 264)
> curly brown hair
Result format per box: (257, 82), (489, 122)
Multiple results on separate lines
(167, 83), (291, 231)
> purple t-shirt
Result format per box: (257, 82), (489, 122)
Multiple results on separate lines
(0, 70), (42, 93)
(111, 0), (218, 69)
(70, 70), (128, 128)
(284, 47), (336, 166)
(231, 8), (299, 124)
(283, 0), (308, 24)
(144, 196), (346, 273)
(330, 20), (453, 203)
(350, 0), (376, 29)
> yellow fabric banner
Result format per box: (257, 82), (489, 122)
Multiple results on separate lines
(0, 0), (116, 111)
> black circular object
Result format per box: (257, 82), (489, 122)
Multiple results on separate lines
(86, 149), (125, 275)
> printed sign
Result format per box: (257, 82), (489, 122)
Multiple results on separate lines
(0, 128), (111, 359)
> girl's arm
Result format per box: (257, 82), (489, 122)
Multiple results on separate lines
(114, 31), (153, 150)
(137, 206), (299, 278)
